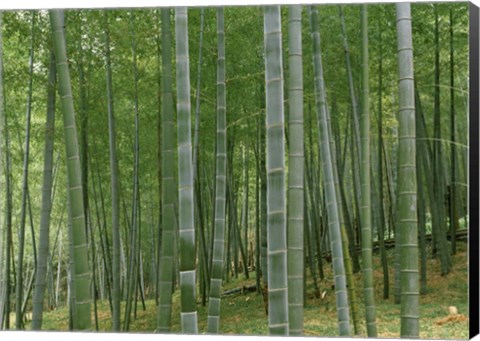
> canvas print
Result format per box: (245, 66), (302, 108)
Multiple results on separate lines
(0, 2), (471, 339)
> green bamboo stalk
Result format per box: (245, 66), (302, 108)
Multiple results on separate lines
(31, 50), (56, 331)
(3, 132), (11, 329)
(415, 110), (427, 296)
(260, 96), (268, 313)
(207, 7), (227, 333)
(154, 9), (162, 306)
(76, 25), (97, 324)
(241, 143), (250, 280)
(47, 199), (63, 311)
(233, 179), (248, 279)
(360, 5), (377, 337)
(228, 167), (239, 279)
(376, 17), (389, 300)
(338, 219), (359, 334)
(414, 86), (431, 295)
(225, 193), (232, 283)
(339, 5), (361, 164)
(264, 5), (288, 335)
(50, 9), (91, 331)
(310, 5), (350, 336)
(287, 5), (304, 335)
(339, 5), (362, 252)
(0, 11), (5, 330)
(325, 93), (359, 335)
(304, 156), (321, 295)
(175, 7), (198, 334)
(86, 204), (98, 331)
(195, 166), (210, 303)
(306, 111), (324, 287)
(192, 9), (211, 298)
(415, 85), (441, 296)
(16, 11), (36, 329)
(432, 5), (451, 275)
(90, 163), (113, 312)
(104, 10), (121, 332)
(395, 4), (419, 337)
(449, 8), (458, 255)
(255, 123), (262, 295)
(75, 13), (89, 252)
(123, 11), (141, 331)
(192, 7), (205, 184)
(157, 8), (177, 333)
(257, 75), (268, 312)
(66, 191), (77, 331)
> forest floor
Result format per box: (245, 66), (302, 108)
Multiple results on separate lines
(29, 240), (469, 339)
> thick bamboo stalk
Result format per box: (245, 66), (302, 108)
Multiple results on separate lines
(264, 5), (288, 335)
(175, 7), (198, 334)
(287, 5), (304, 335)
(206, 7), (228, 333)
(395, 4), (419, 337)
(50, 10), (91, 331)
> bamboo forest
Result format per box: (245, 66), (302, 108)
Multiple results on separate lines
(0, 2), (471, 339)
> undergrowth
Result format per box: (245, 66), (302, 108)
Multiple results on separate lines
(28, 241), (469, 339)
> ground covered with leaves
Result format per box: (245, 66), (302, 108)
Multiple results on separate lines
(31, 241), (469, 339)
